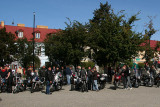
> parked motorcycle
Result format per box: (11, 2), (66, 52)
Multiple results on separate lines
(70, 72), (79, 91)
(50, 72), (63, 92)
(30, 72), (44, 93)
(97, 73), (107, 90)
(113, 72), (121, 90)
(130, 75), (141, 88)
(0, 78), (7, 93)
(80, 74), (88, 92)
(13, 73), (25, 94)
(154, 73), (160, 87)
(141, 73), (154, 87)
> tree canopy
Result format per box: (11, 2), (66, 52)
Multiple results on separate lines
(87, 2), (143, 67)
(0, 28), (17, 66)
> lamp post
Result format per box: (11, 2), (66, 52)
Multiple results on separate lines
(32, 12), (35, 72)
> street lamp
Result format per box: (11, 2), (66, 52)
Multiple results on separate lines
(32, 12), (35, 72)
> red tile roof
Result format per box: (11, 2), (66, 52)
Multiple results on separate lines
(140, 40), (160, 51)
(0, 25), (60, 42)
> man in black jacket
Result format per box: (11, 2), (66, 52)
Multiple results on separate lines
(6, 65), (13, 93)
(92, 67), (99, 91)
(87, 67), (93, 90)
(39, 66), (46, 80)
(121, 65), (127, 89)
(45, 67), (53, 95)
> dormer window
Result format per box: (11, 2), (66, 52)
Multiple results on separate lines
(16, 29), (24, 38)
(36, 33), (40, 39)
(18, 31), (23, 38)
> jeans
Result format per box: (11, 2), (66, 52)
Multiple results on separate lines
(93, 80), (99, 91)
(66, 75), (71, 84)
(46, 81), (50, 94)
(126, 76), (132, 88)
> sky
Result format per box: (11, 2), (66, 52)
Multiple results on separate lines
(0, 0), (160, 40)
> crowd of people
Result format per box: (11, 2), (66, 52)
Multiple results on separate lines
(0, 65), (101, 94)
(0, 62), (160, 95)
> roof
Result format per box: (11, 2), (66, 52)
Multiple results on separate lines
(0, 25), (60, 42)
(140, 40), (160, 51)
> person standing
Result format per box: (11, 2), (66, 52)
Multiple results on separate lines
(121, 65), (127, 89)
(92, 67), (99, 91)
(45, 67), (53, 95)
(125, 65), (132, 90)
(52, 66), (56, 74)
(6, 65), (13, 93)
(65, 66), (72, 85)
(39, 65), (46, 82)
(145, 63), (150, 74)
(87, 67), (93, 90)
(80, 67), (87, 81)
(150, 65), (156, 77)
(16, 66), (23, 77)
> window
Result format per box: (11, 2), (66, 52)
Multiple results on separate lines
(36, 33), (40, 39)
(18, 32), (23, 38)
(36, 46), (41, 56)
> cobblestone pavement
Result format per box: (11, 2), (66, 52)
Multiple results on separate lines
(0, 84), (160, 107)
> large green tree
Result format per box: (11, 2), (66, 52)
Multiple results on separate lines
(45, 20), (88, 67)
(15, 38), (40, 69)
(87, 2), (143, 67)
(142, 18), (160, 64)
(0, 28), (17, 66)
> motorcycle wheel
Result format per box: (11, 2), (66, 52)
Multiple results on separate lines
(134, 83), (139, 88)
(30, 84), (34, 93)
(81, 83), (85, 92)
(58, 84), (62, 90)
(0, 87), (2, 93)
(157, 81), (160, 88)
(1, 86), (6, 92)
(71, 84), (74, 91)
(13, 89), (17, 94)
(114, 81), (117, 90)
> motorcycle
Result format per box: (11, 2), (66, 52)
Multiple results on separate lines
(113, 72), (121, 90)
(141, 73), (154, 87)
(154, 73), (160, 87)
(97, 73), (107, 90)
(13, 73), (25, 94)
(30, 72), (44, 93)
(0, 78), (7, 93)
(50, 72), (63, 92)
(80, 74), (88, 92)
(130, 74), (141, 88)
(70, 72), (79, 91)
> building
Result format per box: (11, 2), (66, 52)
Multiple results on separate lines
(134, 40), (160, 64)
(0, 21), (60, 68)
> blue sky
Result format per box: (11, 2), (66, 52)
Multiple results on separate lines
(0, 0), (160, 40)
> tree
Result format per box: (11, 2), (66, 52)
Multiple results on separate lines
(15, 38), (40, 69)
(87, 2), (143, 67)
(0, 28), (17, 66)
(44, 20), (88, 67)
(142, 18), (160, 64)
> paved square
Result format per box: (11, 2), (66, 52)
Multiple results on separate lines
(0, 84), (160, 107)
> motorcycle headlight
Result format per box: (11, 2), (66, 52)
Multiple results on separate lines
(116, 77), (119, 79)
(100, 77), (105, 80)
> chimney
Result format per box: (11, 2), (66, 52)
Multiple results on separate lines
(1, 21), (4, 27)
(17, 24), (25, 27)
(37, 25), (48, 29)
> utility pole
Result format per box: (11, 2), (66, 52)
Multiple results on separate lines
(33, 12), (35, 72)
